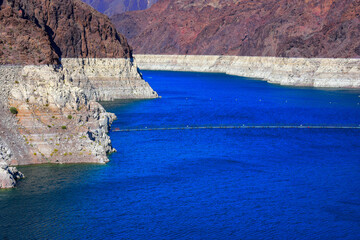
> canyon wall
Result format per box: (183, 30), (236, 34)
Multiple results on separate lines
(0, 59), (157, 188)
(0, 0), (158, 188)
(135, 55), (360, 88)
(62, 58), (157, 100)
(113, 0), (360, 58)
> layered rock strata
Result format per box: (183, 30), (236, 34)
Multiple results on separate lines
(62, 58), (158, 100)
(0, 58), (157, 187)
(135, 55), (360, 88)
(0, 0), (159, 189)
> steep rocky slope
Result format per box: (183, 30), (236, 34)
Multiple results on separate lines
(0, 0), (133, 64)
(82, 0), (158, 16)
(112, 0), (360, 58)
(0, 0), (157, 188)
(0, 4), (59, 64)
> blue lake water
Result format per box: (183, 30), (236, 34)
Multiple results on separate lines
(1, 71), (360, 239)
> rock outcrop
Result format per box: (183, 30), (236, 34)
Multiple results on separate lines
(0, 161), (24, 189)
(62, 58), (158, 100)
(112, 0), (360, 58)
(0, 140), (24, 188)
(0, 0), (133, 64)
(0, 3), (59, 64)
(0, 58), (157, 173)
(82, 0), (158, 16)
(0, 0), (158, 188)
(135, 54), (360, 88)
(7, 64), (117, 165)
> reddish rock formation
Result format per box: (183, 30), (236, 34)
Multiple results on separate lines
(0, 0), (133, 64)
(82, 0), (158, 16)
(0, 3), (59, 64)
(111, 0), (360, 58)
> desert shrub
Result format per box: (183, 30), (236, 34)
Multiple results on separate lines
(10, 107), (18, 114)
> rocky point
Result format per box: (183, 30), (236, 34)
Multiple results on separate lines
(0, 0), (157, 188)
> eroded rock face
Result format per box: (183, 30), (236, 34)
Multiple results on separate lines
(0, 0), (133, 64)
(8, 64), (117, 165)
(135, 54), (360, 88)
(82, 0), (158, 16)
(0, 57), (158, 187)
(0, 142), (24, 188)
(62, 58), (158, 101)
(0, 0), (159, 188)
(112, 0), (360, 58)
(0, 57), (157, 169)
(0, 3), (59, 65)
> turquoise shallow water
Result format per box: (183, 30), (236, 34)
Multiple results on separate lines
(1, 71), (360, 239)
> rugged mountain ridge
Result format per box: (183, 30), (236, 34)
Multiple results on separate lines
(112, 0), (360, 58)
(82, 0), (158, 16)
(0, 0), (133, 64)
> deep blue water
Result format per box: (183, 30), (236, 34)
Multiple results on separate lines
(1, 71), (360, 239)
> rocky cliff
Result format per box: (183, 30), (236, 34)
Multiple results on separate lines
(0, 3), (59, 64)
(62, 58), (157, 100)
(82, 0), (158, 16)
(0, 0), (158, 188)
(0, 0), (133, 64)
(0, 58), (157, 188)
(135, 54), (360, 88)
(112, 0), (360, 58)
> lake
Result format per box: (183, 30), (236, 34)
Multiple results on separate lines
(1, 70), (360, 239)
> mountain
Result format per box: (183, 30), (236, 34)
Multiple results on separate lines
(82, 0), (158, 16)
(0, 0), (133, 65)
(111, 0), (360, 58)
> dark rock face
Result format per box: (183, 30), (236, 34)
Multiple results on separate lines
(0, 2), (59, 64)
(112, 0), (360, 58)
(82, 0), (158, 16)
(0, 0), (132, 65)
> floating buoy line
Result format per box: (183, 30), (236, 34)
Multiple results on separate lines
(112, 125), (360, 132)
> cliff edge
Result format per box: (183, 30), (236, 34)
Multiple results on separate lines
(0, 0), (157, 188)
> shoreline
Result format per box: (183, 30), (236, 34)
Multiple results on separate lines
(0, 58), (157, 188)
(134, 55), (360, 88)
